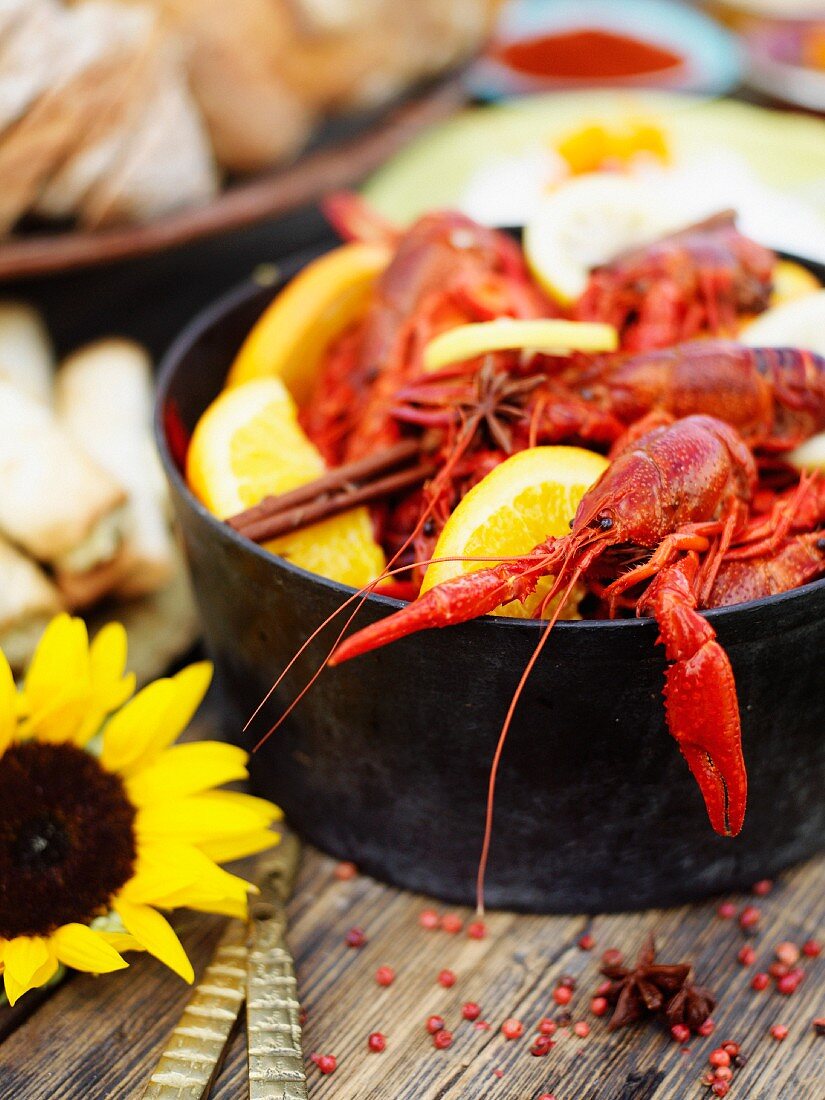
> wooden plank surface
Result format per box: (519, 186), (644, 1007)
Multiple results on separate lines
(1, 842), (822, 1099)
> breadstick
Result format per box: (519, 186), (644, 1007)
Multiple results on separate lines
(56, 339), (175, 598)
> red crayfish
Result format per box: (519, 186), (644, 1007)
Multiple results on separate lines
(332, 415), (762, 840)
(575, 211), (774, 350)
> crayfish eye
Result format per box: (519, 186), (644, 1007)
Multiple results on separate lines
(589, 513), (613, 531)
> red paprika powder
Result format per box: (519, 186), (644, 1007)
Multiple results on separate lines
(497, 28), (683, 81)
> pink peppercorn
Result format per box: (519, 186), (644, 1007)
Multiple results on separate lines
(813, 1017), (825, 1036)
(714, 1067), (733, 1082)
(537, 1095), (557, 1100)
(802, 938), (822, 958)
(419, 908), (439, 930)
(426, 1015), (445, 1034)
(720, 1041), (739, 1056)
(501, 1018), (524, 1040)
(433, 1029), (453, 1050)
(709, 1049), (731, 1068)
(462, 1002), (481, 1021)
(697, 1018), (715, 1037)
(670, 1024), (690, 1043)
(578, 933), (595, 951)
(345, 926), (367, 948)
(467, 920), (487, 940)
(775, 941), (800, 967)
(737, 945), (756, 966)
(573, 1021), (590, 1038)
(770, 1024), (789, 1041)
(334, 861), (357, 880)
(312, 1054), (337, 1074)
(595, 979), (612, 996)
(591, 996), (609, 1018)
(367, 1032), (386, 1053)
(777, 971), (803, 995)
(769, 962), (789, 979)
(440, 913), (463, 934)
(751, 972), (770, 991)
(717, 901), (737, 919)
(752, 879), (773, 896)
(711, 1083), (730, 1097)
(375, 965), (395, 987)
(601, 948), (623, 967)
(530, 1041), (552, 1057)
(739, 905), (761, 930)
(553, 985), (573, 1006)
(538, 1018), (557, 1036)
(438, 969), (456, 988)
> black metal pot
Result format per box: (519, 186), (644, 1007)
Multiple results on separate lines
(155, 255), (825, 913)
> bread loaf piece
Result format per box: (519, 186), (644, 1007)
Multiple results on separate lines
(0, 535), (64, 671)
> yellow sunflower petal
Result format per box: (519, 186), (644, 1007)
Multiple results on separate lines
(3, 936), (50, 989)
(200, 789), (283, 822)
(25, 615), (89, 708)
(114, 900), (194, 983)
(121, 842), (211, 906)
(100, 678), (178, 775)
(124, 742), (249, 806)
(0, 648), (17, 755)
(97, 931), (146, 953)
(136, 794), (278, 845)
(51, 924), (128, 974)
(153, 890), (250, 921)
(197, 829), (281, 864)
(144, 662), (213, 758)
(90, 623), (133, 707)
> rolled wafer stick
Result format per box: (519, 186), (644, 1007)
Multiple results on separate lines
(0, 300), (54, 404)
(0, 534), (63, 671)
(0, 377), (127, 574)
(56, 338), (175, 598)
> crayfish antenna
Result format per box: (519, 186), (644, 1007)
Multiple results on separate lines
(642, 556), (747, 836)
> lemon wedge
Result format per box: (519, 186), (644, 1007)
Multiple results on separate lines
(187, 378), (385, 587)
(770, 260), (822, 309)
(422, 446), (608, 618)
(225, 242), (391, 404)
(523, 173), (680, 306)
(741, 288), (825, 354)
(422, 318), (617, 373)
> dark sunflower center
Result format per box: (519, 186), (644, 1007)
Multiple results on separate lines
(0, 741), (137, 939)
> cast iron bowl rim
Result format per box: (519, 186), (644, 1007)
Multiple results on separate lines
(154, 254), (825, 638)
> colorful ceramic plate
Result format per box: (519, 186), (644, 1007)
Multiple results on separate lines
(363, 91), (825, 261)
(468, 0), (742, 99)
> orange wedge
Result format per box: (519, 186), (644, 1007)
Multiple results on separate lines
(187, 378), (385, 588)
(225, 242), (391, 404)
(422, 446), (608, 618)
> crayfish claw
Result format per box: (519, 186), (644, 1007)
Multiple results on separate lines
(663, 639), (747, 836)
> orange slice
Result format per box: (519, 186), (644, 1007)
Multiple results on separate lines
(187, 378), (385, 588)
(422, 446), (608, 618)
(225, 242), (391, 404)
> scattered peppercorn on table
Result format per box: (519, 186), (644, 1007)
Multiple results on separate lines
(0, 712), (822, 1099)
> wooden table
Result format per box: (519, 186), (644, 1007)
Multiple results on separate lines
(1, 833), (822, 1098)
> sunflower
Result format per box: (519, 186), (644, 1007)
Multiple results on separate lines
(0, 614), (281, 1006)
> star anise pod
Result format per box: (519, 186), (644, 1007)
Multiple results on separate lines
(600, 934), (691, 1030)
(665, 982), (716, 1031)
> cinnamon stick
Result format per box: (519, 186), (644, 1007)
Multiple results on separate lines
(227, 440), (420, 533)
(231, 460), (435, 544)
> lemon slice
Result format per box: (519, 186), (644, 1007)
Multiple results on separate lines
(187, 378), (385, 587)
(225, 242), (391, 404)
(523, 173), (680, 306)
(741, 288), (825, 354)
(770, 260), (822, 309)
(422, 446), (609, 618)
(422, 318), (617, 373)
